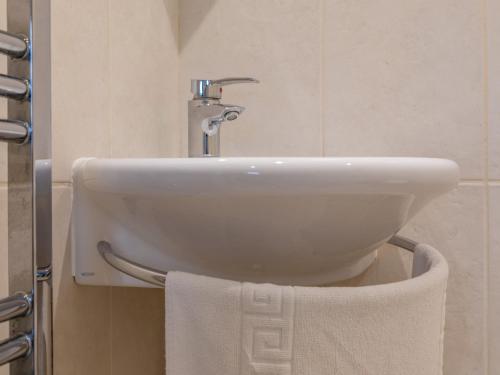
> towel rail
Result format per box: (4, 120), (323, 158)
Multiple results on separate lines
(97, 235), (417, 287)
(0, 119), (30, 143)
(2, 0), (53, 374)
(0, 293), (32, 323)
(97, 241), (166, 287)
(0, 73), (29, 101)
(0, 335), (32, 367)
(0, 30), (29, 59)
(387, 236), (417, 252)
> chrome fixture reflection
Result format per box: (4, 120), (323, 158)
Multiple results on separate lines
(0, 120), (30, 143)
(97, 241), (166, 287)
(188, 77), (259, 157)
(0, 0), (53, 375)
(0, 30), (29, 59)
(0, 293), (32, 323)
(97, 235), (417, 287)
(0, 73), (29, 101)
(0, 335), (32, 367)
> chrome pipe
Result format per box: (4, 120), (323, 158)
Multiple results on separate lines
(388, 235), (417, 253)
(97, 235), (419, 288)
(97, 241), (166, 287)
(0, 293), (31, 323)
(0, 120), (30, 143)
(0, 74), (29, 101)
(0, 30), (28, 59)
(189, 77), (258, 157)
(0, 335), (32, 366)
(6, 0), (52, 374)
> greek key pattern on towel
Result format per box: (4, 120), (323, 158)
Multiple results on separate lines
(240, 284), (295, 375)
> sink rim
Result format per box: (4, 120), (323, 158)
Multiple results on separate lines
(74, 156), (460, 196)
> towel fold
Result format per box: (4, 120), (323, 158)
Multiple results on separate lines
(166, 244), (448, 375)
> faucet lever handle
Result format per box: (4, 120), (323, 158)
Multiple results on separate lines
(212, 77), (259, 86)
(191, 77), (259, 99)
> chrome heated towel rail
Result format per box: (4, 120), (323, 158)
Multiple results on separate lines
(0, 30), (29, 59)
(97, 235), (418, 288)
(0, 1), (52, 375)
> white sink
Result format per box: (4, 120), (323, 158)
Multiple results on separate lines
(72, 157), (459, 286)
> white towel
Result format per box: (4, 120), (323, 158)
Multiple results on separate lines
(165, 244), (448, 375)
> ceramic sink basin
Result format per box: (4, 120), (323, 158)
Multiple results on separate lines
(72, 157), (459, 287)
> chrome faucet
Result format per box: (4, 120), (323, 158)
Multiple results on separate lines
(188, 77), (259, 157)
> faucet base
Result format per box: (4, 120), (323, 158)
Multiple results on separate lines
(202, 132), (220, 157)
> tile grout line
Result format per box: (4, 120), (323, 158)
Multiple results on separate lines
(177, 0), (182, 157)
(482, 0), (490, 372)
(319, 0), (325, 157)
(107, 0), (113, 161)
(106, 1), (113, 373)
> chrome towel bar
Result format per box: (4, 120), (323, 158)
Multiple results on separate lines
(97, 235), (417, 287)
(0, 30), (29, 59)
(0, 73), (29, 101)
(387, 235), (417, 252)
(0, 293), (32, 323)
(0, 335), (32, 367)
(1, 0), (53, 374)
(0, 120), (30, 143)
(97, 241), (166, 287)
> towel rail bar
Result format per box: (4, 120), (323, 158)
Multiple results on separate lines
(0, 73), (29, 101)
(97, 235), (417, 287)
(4, 0), (53, 374)
(387, 236), (417, 252)
(0, 335), (32, 367)
(0, 119), (30, 143)
(0, 30), (29, 59)
(97, 241), (166, 287)
(0, 293), (32, 323)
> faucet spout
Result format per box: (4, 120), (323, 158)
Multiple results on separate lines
(213, 105), (245, 125)
(189, 102), (245, 157)
(188, 77), (257, 157)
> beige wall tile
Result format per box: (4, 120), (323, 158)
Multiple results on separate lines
(323, 0), (484, 179)
(179, 0), (322, 157)
(52, 0), (111, 182)
(110, 288), (164, 375)
(50, 2), (181, 374)
(488, 0), (500, 179)
(488, 184), (500, 373)
(109, 0), (180, 158)
(52, 185), (111, 375)
(374, 244), (413, 283)
(52, 0), (181, 179)
(401, 185), (486, 375)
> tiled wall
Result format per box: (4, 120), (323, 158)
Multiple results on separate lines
(178, 1), (491, 375)
(51, 0), (179, 374)
(0, 0), (497, 375)
(488, 1), (500, 373)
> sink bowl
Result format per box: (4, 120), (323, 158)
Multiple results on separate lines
(72, 157), (459, 286)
